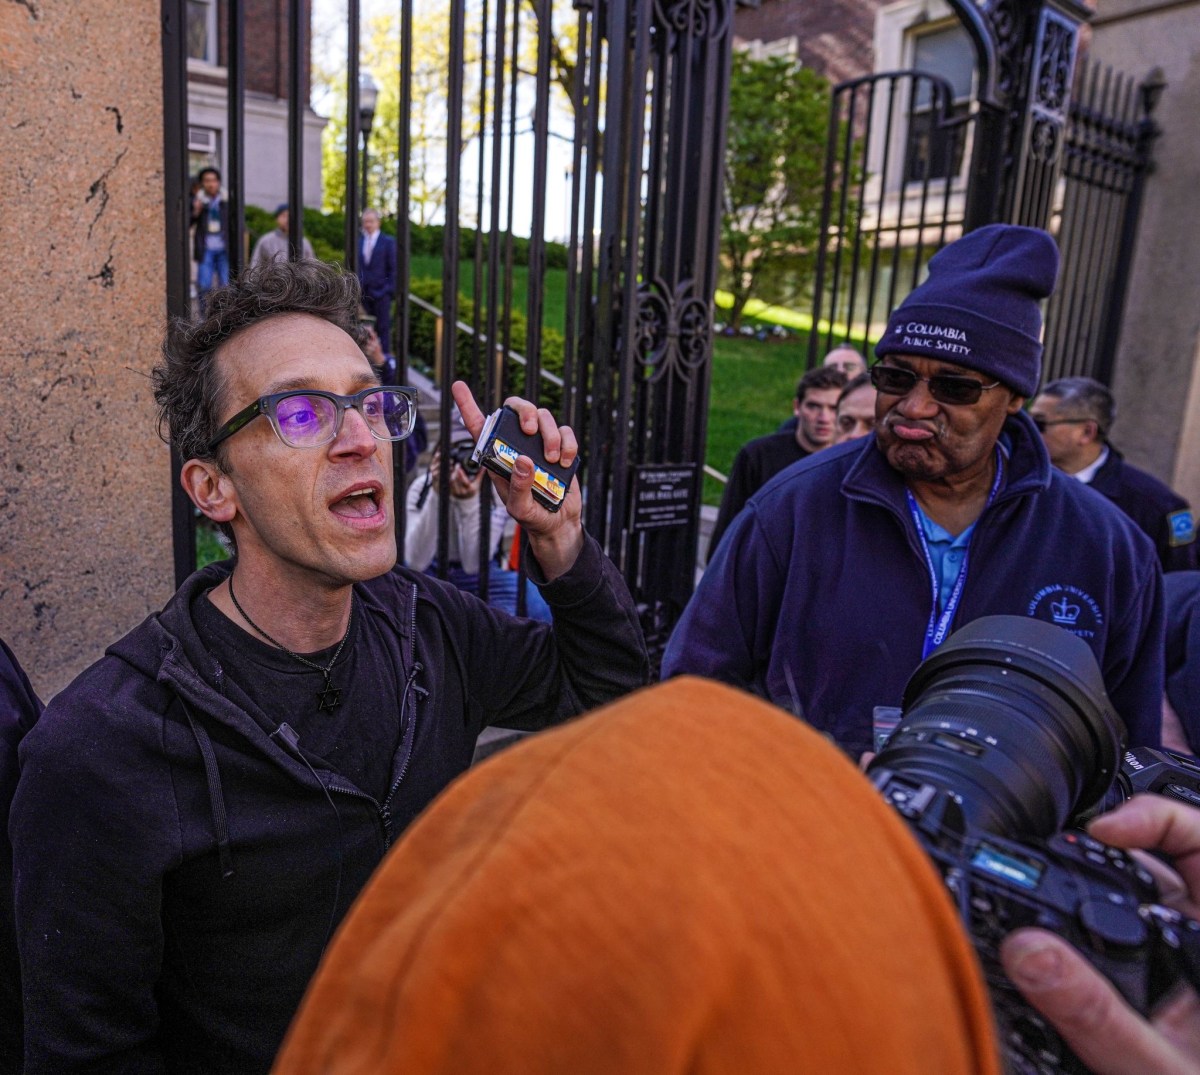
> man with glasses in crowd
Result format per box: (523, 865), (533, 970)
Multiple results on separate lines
(665, 225), (1164, 760)
(10, 260), (649, 1073)
(1030, 376), (1197, 572)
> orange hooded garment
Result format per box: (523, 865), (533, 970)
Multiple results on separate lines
(275, 677), (1000, 1074)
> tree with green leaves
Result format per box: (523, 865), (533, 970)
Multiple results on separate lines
(721, 52), (833, 330)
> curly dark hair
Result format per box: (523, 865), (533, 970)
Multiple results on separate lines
(152, 259), (366, 466)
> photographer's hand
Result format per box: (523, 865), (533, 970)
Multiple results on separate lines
(1001, 795), (1200, 1074)
(451, 381), (583, 581)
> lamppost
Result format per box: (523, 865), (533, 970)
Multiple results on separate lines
(359, 72), (379, 214)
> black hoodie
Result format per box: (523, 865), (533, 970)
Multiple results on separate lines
(12, 538), (648, 1073)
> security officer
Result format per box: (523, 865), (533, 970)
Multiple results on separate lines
(1030, 376), (1197, 572)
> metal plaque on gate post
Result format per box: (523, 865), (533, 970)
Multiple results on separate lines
(630, 463), (700, 533)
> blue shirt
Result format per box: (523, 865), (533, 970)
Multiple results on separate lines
(914, 509), (976, 612)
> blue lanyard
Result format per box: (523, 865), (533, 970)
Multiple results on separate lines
(906, 447), (1004, 660)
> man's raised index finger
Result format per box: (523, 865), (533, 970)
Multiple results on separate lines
(451, 381), (487, 442)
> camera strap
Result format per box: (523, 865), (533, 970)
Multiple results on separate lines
(907, 445), (1004, 661)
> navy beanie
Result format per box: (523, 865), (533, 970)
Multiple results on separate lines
(874, 224), (1059, 398)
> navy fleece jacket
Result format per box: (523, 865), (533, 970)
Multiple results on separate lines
(664, 412), (1163, 758)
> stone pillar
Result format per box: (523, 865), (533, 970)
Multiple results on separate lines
(0, 0), (173, 699)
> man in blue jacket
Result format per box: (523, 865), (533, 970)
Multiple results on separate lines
(11, 259), (648, 1073)
(665, 225), (1163, 759)
(357, 207), (397, 355)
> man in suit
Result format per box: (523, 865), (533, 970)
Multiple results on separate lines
(358, 209), (397, 357)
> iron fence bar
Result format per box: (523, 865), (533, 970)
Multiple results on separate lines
(1095, 67), (1164, 386)
(607, 0), (653, 565)
(525, 0), (553, 403)
(862, 76), (901, 347)
(478, 0), (510, 606)
(808, 80), (848, 367)
(560, 5), (591, 432)
(344, 0), (361, 268)
(435, 0), (468, 577)
(162, 0), (196, 586)
(227, 0), (246, 277)
(288, 0), (307, 261)
(393, 0), (415, 559)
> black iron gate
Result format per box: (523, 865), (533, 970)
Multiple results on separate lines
(161, 0), (734, 665)
(808, 1), (1162, 391)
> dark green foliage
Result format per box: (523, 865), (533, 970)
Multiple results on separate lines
(407, 277), (565, 414)
(247, 206), (569, 270)
(721, 53), (833, 330)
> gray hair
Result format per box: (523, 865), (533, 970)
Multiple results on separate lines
(1040, 377), (1115, 439)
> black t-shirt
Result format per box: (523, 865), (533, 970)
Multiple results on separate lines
(193, 592), (403, 802)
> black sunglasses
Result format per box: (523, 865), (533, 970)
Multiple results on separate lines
(870, 364), (1001, 406)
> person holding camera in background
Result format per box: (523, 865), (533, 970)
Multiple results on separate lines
(404, 413), (551, 621)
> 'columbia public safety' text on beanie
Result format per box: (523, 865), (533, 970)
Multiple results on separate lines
(874, 224), (1060, 398)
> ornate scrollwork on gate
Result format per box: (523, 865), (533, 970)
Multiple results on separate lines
(633, 278), (711, 384)
(1033, 11), (1077, 120)
(651, 0), (731, 41)
(979, 0), (1023, 102)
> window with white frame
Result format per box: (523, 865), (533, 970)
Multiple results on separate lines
(187, 0), (218, 65)
(188, 126), (221, 182)
(903, 22), (974, 182)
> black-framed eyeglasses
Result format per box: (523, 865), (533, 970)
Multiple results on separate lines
(209, 386), (418, 452)
(870, 364), (1001, 406)
(1030, 415), (1089, 433)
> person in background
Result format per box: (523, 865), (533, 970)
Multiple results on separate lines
(405, 414), (552, 621)
(0, 638), (42, 1073)
(190, 167), (231, 316)
(823, 343), (868, 379)
(249, 204), (315, 267)
(778, 344), (867, 434)
(1030, 376), (1197, 572)
(357, 209), (397, 359)
(274, 678), (1001, 1075)
(707, 365), (846, 562)
(834, 371), (878, 445)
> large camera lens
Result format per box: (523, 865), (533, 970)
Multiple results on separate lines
(868, 616), (1125, 839)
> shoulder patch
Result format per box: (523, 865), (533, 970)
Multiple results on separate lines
(1168, 509), (1195, 547)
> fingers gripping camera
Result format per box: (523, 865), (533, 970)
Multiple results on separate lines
(867, 616), (1200, 1075)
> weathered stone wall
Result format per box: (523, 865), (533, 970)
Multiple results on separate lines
(0, 0), (173, 699)
(1089, 0), (1200, 502)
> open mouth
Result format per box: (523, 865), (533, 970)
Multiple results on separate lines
(331, 487), (382, 518)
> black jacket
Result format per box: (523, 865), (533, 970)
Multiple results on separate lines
(12, 542), (648, 1073)
(1090, 446), (1197, 572)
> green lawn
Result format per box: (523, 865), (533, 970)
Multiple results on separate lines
(402, 256), (810, 506)
(704, 334), (809, 504)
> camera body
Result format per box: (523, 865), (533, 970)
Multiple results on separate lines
(448, 439), (481, 478)
(873, 759), (1200, 1073)
(868, 616), (1200, 1074)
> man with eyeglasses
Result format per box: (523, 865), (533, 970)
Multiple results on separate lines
(10, 260), (649, 1073)
(1030, 376), (1196, 573)
(664, 224), (1163, 761)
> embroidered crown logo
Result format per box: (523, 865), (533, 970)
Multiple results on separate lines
(1051, 597), (1081, 626)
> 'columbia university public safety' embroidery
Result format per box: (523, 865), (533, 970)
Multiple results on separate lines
(1168, 510), (1195, 548)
